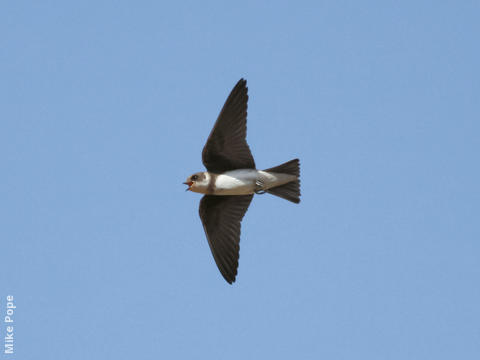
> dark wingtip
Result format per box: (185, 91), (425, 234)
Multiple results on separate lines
(236, 78), (247, 87)
(223, 275), (235, 285)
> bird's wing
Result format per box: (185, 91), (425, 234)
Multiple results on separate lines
(199, 194), (253, 284)
(202, 79), (256, 173)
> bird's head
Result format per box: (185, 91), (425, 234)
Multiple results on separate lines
(183, 172), (209, 193)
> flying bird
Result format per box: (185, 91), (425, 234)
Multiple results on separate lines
(184, 79), (300, 284)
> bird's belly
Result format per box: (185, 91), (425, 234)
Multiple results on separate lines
(213, 170), (258, 195)
(212, 169), (297, 195)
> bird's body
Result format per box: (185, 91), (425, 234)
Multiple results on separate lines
(184, 78), (301, 284)
(189, 169), (298, 196)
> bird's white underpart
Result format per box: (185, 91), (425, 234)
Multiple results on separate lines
(214, 169), (297, 195)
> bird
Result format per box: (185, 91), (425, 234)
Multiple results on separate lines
(184, 78), (300, 284)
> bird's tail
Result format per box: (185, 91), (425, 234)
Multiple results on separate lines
(263, 159), (301, 204)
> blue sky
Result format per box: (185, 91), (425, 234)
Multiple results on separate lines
(1, 1), (479, 359)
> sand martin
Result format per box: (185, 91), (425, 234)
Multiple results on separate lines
(184, 79), (300, 284)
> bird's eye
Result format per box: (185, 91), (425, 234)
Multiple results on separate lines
(191, 175), (198, 181)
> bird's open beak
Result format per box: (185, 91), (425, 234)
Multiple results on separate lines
(183, 181), (193, 191)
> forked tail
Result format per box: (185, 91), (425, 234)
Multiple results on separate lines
(263, 159), (301, 204)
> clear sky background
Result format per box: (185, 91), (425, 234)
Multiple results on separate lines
(1, 1), (479, 359)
